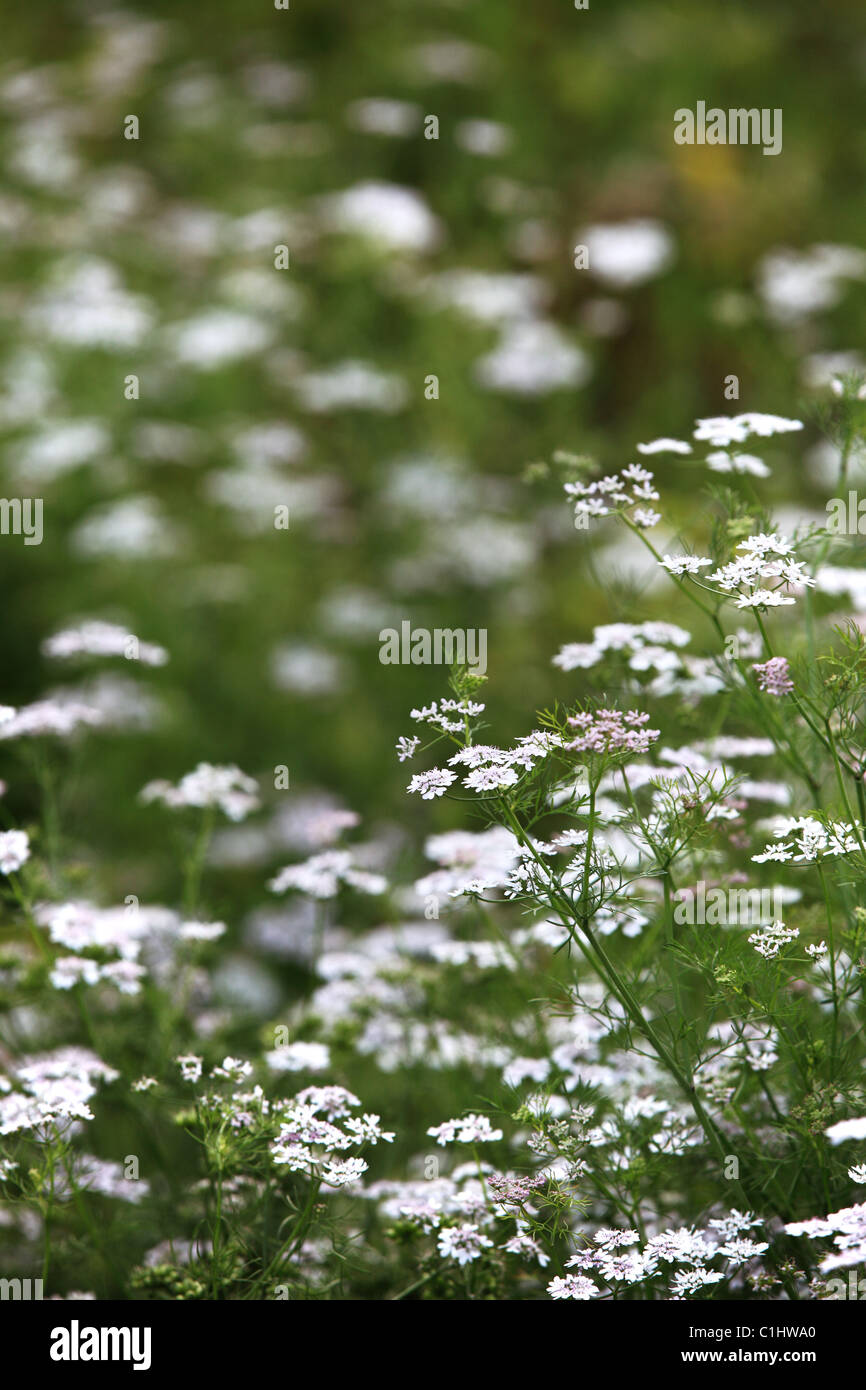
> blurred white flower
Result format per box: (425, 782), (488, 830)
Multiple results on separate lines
(577, 219), (674, 288)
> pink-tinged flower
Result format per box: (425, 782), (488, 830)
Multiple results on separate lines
(565, 707), (659, 757)
(752, 656), (794, 696)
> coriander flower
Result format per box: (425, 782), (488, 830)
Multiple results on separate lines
(660, 554), (713, 576)
(693, 413), (803, 448)
(748, 921), (799, 959)
(636, 438), (692, 455)
(427, 1113), (503, 1146)
(140, 763), (260, 821)
(42, 621), (168, 666)
(0, 699), (103, 741)
(268, 849), (386, 898)
(825, 1117), (866, 1145)
(0, 829), (30, 874)
(179, 920), (227, 942)
(406, 768), (457, 799)
(462, 764), (520, 793)
(547, 1273), (598, 1300)
(437, 1223), (493, 1266)
(670, 1268), (724, 1297)
(753, 656), (794, 695)
(321, 1157), (368, 1187)
(177, 1054), (203, 1083)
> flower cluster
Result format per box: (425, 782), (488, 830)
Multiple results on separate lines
(549, 1212), (767, 1299)
(268, 849), (386, 898)
(140, 763), (260, 821)
(271, 1085), (394, 1187)
(407, 697), (485, 735)
(752, 656), (794, 695)
(42, 621), (169, 666)
(747, 920), (800, 959)
(553, 619), (691, 673)
(565, 708), (659, 757)
(752, 816), (860, 864)
(0, 1047), (118, 1136)
(427, 1113), (504, 1145)
(0, 699), (104, 740)
(786, 1201), (866, 1272)
(564, 464), (661, 529)
(663, 533), (814, 609)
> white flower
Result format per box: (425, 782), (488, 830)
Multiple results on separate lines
(694, 413), (803, 447)
(168, 310), (272, 369)
(577, 219), (674, 288)
(0, 700), (103, 740)
(42, 621), (168, 666)
(475, 321), (590, 396)
(0, 829), (30, 874)
(502, 1233), (550, 1266)
(265, 1042), (331, 1074)
(826, 1117), (866, 1145)
(670, 1268), (724, 1297)
(320, 181), (441, 253)
(268, 849), (386, 899)
(717, 1237), (769, 1262)
(553, 642), (603, 670)
(395, 735), (420, 762)
(705, 450), (770, 478)
(321, 1157), (368, 1187)
(211, 1057), (254, 1084)
(179, 921), (226, 942)
(660, 555), (713, 575)
(462, 765), (520, 793)
(427, 1113), (503, 1146)
(407, 768), (457, 799)
(294, 360), (407, 414)
(140, 764), (260, 821)
(547, 1273), (598, 1299)
(50, 957), (101, 990)
(437, 1223), (493, 1266)
(748, 921), (799, 959)
(636, 438), (692, 455)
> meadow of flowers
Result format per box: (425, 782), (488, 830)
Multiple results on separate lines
(3, 0), (866, 1315)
